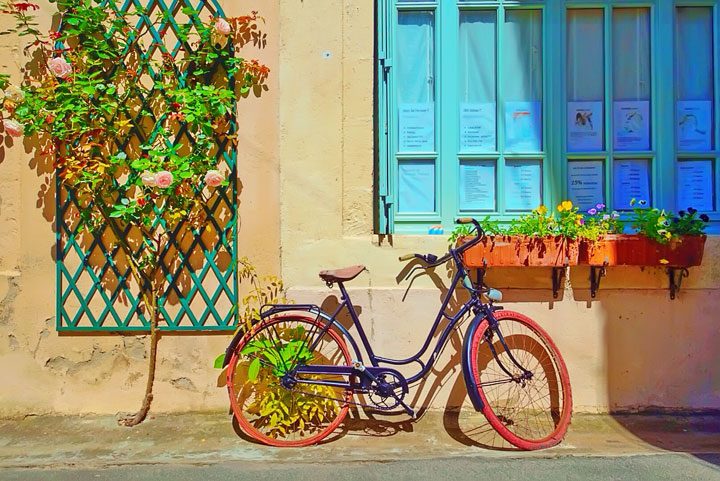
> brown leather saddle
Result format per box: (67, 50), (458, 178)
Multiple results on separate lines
(318, 265), (366, 285)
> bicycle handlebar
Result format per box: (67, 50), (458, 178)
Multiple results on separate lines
(398, 218), (485, 267)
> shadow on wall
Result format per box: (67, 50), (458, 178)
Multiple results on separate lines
(597, 288), (720, 465)
(310, 262), (720, 452)
(0, 7), (272, 332)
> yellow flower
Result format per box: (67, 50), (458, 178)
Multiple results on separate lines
(536, 205), (548, 215)
(659, 258), (669, 265)
(561, 200), (573, 211)
(658, 216), (666, 224)
(665, 231), (672, 239)
(557, 204), (564, 213)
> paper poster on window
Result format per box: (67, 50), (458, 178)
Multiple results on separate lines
(459, 161), (495, 211)
(398, 104), (434, 152)
(505, 101), (542, 152)
(613, 159), (650, 210)
(568, 161), (604, 211)
(567, 102), (603, 152)
(460, 103), (496, 152)
(505, 161), (542, 210)
(613, 101), (650, 151)
(677, 101), (712, 152)
(677, 160), (714, 212)
(398, 161), (435, 213)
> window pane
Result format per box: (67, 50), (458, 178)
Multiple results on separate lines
(675, 7), (714, 151)
(568, 160), (605, 211)
(505, 159), (542, 211)
(567, 9), (604, 152)
(503, 9), (543, 152)
(677, 160), (714, 212)
(459, 10), (496, 152)
(398, 160), (435, 213)
(397, 11), (435, 152)
(459, 160), (496, 211)
(613, 159), (651, 210)
(612, 8), (651, 151)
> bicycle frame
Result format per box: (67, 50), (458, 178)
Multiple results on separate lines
(222, 229), (530, 413)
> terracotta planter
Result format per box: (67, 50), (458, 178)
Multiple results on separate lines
(580, 234), (706, 267)
(461, 235), (576, 268)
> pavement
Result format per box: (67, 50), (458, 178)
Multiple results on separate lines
(0, 411), (719, 480)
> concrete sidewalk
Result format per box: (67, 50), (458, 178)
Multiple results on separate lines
(0, 411), (719, 470)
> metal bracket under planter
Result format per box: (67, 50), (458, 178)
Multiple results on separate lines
(667, 267), (690, 300)
(589, 265), (607, 298)
(551, 267), (565, 299)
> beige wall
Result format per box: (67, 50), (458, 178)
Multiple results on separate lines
(0, 0), (718, 418)
(278, 1), (720, 412)
(0, 0), (281, 416)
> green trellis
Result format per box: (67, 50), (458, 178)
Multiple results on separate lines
(56, 0), (238, 332)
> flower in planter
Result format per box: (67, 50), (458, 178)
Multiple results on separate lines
(47, 57), (72, 79)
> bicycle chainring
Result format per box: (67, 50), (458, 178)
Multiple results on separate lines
(368, 371), (409, 410)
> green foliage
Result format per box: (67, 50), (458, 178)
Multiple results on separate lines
(631, 199), (709, 243)
(240, 326), (341, 438)
(506, 205), (557, 237)
(2, 1), (268, 231)
(448, 216), (503, 244)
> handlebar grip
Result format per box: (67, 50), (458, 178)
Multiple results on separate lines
(455, 217), (475, 224)
(398, 253), (416, 262)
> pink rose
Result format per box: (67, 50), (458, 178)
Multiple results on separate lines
(140, 171), (157, 187)
(154, 171), (174, 188)
(47, 57), (72, 79)
(3, 119), (23, 137)
(214, 18), (231, 36)
(204, 169), (224, 187)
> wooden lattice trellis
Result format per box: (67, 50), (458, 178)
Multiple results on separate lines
(56, 0), (238, 331)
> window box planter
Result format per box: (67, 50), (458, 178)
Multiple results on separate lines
(461, 235), (577, 268)
(580, 234), (707, 267)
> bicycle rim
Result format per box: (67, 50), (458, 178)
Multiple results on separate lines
(471, 310), (572, 450)
(227, 314), (352, 447)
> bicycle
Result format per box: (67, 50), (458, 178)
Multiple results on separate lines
(222, 218), (572, 449)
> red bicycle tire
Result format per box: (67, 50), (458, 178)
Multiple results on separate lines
(226, 314), (352, 447)
(470, 310), (573, 450)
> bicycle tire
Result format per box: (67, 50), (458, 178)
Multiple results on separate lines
(469, 310), (572, 450)
(226, 314), (352, 447)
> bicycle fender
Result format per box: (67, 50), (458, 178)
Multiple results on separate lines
(461, 313), (486, 411)
(221, 309), (363, 368)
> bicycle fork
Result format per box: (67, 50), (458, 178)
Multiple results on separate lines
(460, 309), (533, 412)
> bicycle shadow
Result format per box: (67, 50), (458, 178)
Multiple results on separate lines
(313, 261), (525, 450)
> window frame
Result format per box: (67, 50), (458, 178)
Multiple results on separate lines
(377, 0), (720, 234)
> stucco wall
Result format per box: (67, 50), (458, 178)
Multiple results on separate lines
(0, 0), (281, 416)
(279, 1), (720, 412)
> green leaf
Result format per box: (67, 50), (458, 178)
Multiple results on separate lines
(213, 353), (225, 369)
(248, 357), (261, 382)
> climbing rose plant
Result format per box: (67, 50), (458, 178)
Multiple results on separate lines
(0, 0), (269, 425)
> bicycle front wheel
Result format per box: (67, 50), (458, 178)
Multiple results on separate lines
(469, 310), (572, 450)
(227, 314), (352, 447)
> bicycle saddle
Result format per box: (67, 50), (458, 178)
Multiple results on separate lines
(318, 265), (366, 284)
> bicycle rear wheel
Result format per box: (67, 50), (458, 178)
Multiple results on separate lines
(469, 310), (572, 450)
(226, 314), (352, 447)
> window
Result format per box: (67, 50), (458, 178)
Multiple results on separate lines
(377, 1), (719, 234)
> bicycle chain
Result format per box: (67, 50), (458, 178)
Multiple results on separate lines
(288, 385), (401, 412)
